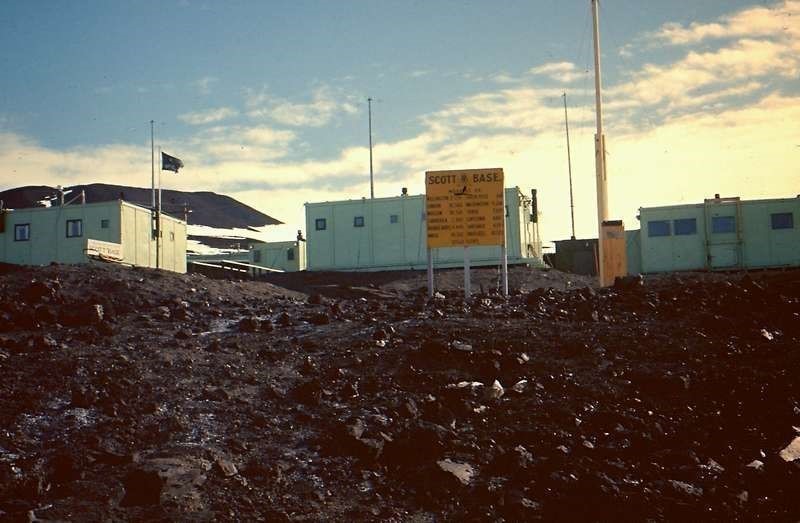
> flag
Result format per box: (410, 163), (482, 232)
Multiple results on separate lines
(161, 152), (184, 173)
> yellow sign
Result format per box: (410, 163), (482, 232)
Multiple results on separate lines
(425, 168), (505, 248)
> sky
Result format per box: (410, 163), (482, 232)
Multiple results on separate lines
(1, 0), (798, 247)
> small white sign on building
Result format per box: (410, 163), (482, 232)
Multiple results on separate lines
(86, 239), (124, 261)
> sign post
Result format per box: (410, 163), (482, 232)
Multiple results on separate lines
(464, 246), (471, 298)
(426, 248), (434, 298)
(425, 168), (506, 299)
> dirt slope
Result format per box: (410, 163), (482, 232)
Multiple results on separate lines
(0, 262), (799, 521)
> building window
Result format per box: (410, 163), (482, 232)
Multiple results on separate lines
(100, 219), (110, 229)
(771, 212), (794, 230)
(315, 218), (327, 231)
(390, 214), (399, 224)
(287, 248), (295, 261)
(711, 216), (735, 234)
(647, 220), (670, 237)
(169, 231), (175, 241)
(14, 223), (30, 242)
(66, 219), (83, 238)
(673, 218), (697, 236)
(253, 250), (261, 263)
(353, 216), (365, 227)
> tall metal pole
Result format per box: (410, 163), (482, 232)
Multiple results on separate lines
(591, 0), (609, 285)
(156, 146), (161, 269)
(563, 93), (576, 240)
(368, 97), (374, 199)
(150, 120), (155, 209)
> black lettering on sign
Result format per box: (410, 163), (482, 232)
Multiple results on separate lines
(428, 174), (458, 184)
(473, 172), (500, 183)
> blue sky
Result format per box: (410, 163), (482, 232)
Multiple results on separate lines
(1, 0), (798, 244)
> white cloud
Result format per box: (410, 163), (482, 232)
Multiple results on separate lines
(528, 61), (586, 83)
(189, 125), (296, 162)
(652, 1), (800, 45)
(608, 37), (797, 113)
(178, 107), (238, 125)
(193, 76), (218, 95)
(246, 85), (358, 127)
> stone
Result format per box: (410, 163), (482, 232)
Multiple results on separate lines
(120, 469), (165, 506)
(779, 437), (800, 462)
(437, 459), (476, 485)
(485, 380), (504, 400)
(746, 459), (765, 471)
(514, 445), (534, 468)
(669, 480), (703, 497)
(307, 293), (324, 305)
(451, 341), (473, 352)
(511, 380), (528, 393)
(174, 328), (193, 340)
(238, 316), (261, 333)
(216, 458), (238, 477)
(97, 321), (115, 337)
(309, 312), (330, 325)
(27, 334), (58, 351)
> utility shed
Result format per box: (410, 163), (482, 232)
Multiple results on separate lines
(628, 195), (800, 273)
(0, 200), (187, 273)
(550, 238), (598, 275)
(304, 187), (542, 271)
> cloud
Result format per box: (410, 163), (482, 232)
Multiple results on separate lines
(193, 76), (218, 95)
(609, 38), (797, 112)
(246, 85), (358, 127)
(178, 107), (239, 125)
(651, 1), (800, 45)
(528, 61), (586, 83)
(409, 69), (431, 78)
(188, 125), (296, 162)
(3, 2), (800, 242)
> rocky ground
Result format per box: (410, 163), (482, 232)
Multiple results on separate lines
(0, 262), (799, 521)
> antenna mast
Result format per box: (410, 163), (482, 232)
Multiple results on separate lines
(591, 0), (609, 284)
(368, 97), (374, 199)
(563, 92), (576, 240)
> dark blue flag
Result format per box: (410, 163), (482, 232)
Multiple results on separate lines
(161, 152), (184, 173)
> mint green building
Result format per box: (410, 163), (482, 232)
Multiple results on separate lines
(250, 239), (307, 272)
(626, 196), (800, 274)
(0, 200), (187, 273)
(304, 187), (542, 271)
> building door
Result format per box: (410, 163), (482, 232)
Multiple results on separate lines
(704, 199), (743, 269)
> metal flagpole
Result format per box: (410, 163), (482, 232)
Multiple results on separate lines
(156, 147), (161, 269)
(150, 120), (155, 209)
(368, 97), (374, 199)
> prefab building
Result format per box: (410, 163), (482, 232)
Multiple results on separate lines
(249, 239), (307, 272)
(304, 187), (542, 271)
(627, 195), (800, 273)
(0, 200), (187, 273)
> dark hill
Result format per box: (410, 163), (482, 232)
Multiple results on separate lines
(0, 183), (281, 230)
